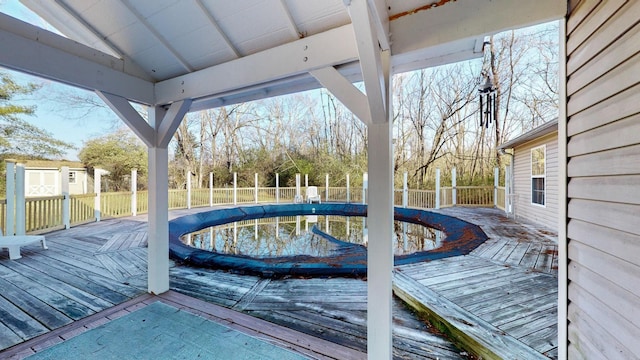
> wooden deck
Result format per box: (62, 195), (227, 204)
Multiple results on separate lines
(394, 207), (558, 359)
(0, 207), (558, 359)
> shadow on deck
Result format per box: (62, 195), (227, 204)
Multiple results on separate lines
(0, 207), (557, 359)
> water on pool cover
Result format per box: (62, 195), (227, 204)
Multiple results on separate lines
(180, 216), (444, 258)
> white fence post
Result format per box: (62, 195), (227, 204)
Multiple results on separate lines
(131, 169), (137, 216)
(233, 172), (237, 205)
(435, 169), (441, 210)
(94, 169), (103, 222)
(186, 172), (192, 209)
(16, 164), (26, 234)
(305, 174), (308, 189)
(5, 160), (16, 235)
(254, 173), (259, 204)
(403, 172), (408, 208)
(363, 172), (368, 205)
(494, 167), (499, 208)
(346, 173), (350, 203)
(295, 173), (301, 203)
(325, 174), (329, 202)
(276, 173), (280, 204)
(451, 167), (457, 206)
(209, 172), (213, 207)
(60, 166), (70, 230)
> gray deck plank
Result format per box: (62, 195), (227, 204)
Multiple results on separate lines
(0, 277), (72, 330)
(0, 292), (49, 340)
(0, 259), (114, 313)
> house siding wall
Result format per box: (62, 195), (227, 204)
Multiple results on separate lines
(567, 0), (640, 358)
(512, 132), (558, 232)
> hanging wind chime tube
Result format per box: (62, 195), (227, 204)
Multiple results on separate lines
(478, 74), (496, 129)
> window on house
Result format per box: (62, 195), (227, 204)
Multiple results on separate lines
(531, 145), (545, 206)
(69, 171), (77, 184)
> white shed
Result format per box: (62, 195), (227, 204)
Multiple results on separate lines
(500, 120), (559, 232)
(23, 160), (89, 196)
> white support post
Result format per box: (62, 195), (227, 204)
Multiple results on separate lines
(254, 173), (259, 204)
(305, 174), (308, 189)
(15, 164), (26, 235)
(346, 174), (350, 203)
(403, 172), (408, 208)
(451, 167), (457, 206)
(233, 172), (237, 205)
(102, 97), (190, 296)
(131, 169), (138, 216)
(366, 77), (393, 360)
(186, 172), (192, 209)
(60, 166), (70, 230)
(5, 160), (16, 235)
(275, 173), (280, 204)
(325, 174), (329, 202)
(435, 169), (441, 210)
(494, 167), (499, 208)
(362, 172), (368, 204)
(147, 145), (169, 294)
(94, 169), (103, 222)
(209, 172), (213, 207)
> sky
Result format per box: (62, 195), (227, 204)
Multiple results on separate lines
(1, 0), (119, 161)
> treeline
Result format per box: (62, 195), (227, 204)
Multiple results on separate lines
(165, 22), (558, 190)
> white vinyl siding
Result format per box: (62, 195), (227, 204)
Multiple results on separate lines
(512, 133), (558, 231)
(567, 0), (640, 358)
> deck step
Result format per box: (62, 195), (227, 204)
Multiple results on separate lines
(392, 270), (548, 360)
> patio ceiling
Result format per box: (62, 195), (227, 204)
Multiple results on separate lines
(1, 0), (565, 112)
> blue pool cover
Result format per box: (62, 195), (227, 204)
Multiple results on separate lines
(169, 203), (488, 278)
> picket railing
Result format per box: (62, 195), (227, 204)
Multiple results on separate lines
(1, 184), (505, 234)
(70, 194), (95, 225)
(25, 196), (64, 233)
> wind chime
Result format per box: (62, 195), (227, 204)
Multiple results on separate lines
(478, 72), (496, 128)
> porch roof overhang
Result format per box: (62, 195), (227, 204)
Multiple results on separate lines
(1, 0), (566, 112)
(500, 118), (560, 150)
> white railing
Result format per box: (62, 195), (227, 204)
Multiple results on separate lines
(2, 168), (506, 234)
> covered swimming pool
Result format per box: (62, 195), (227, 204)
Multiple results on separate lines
(169, 203), (488, 277)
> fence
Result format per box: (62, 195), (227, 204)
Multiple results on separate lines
(2, 168), (507, 235)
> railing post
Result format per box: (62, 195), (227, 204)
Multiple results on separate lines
(209, 172), (213, 207)
(254, 173), (259, 204)
(403, 172), (408, 208)
(94, 168), (103, 222)
(5, 160), (16, 235)
(131, 169), (137, 216)
(363, 172), (368, 205)
(494, 167), (499, 208)
(435, 169), (441, 210)
(325, 173), (329, 202)
(346, 173), (350, 203)
(61, 166), (70, 230)
(16, 164), (26, 235)
(305, 174), (308, 189)
(233, 172), (237, 205)
(186, 172), (192, 209)
(276, 173), (280, 204)
(295, 173), (301, 203)
(451, 167), (457, 207)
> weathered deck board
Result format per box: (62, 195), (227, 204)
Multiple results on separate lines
(394, 207), (558, 359)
